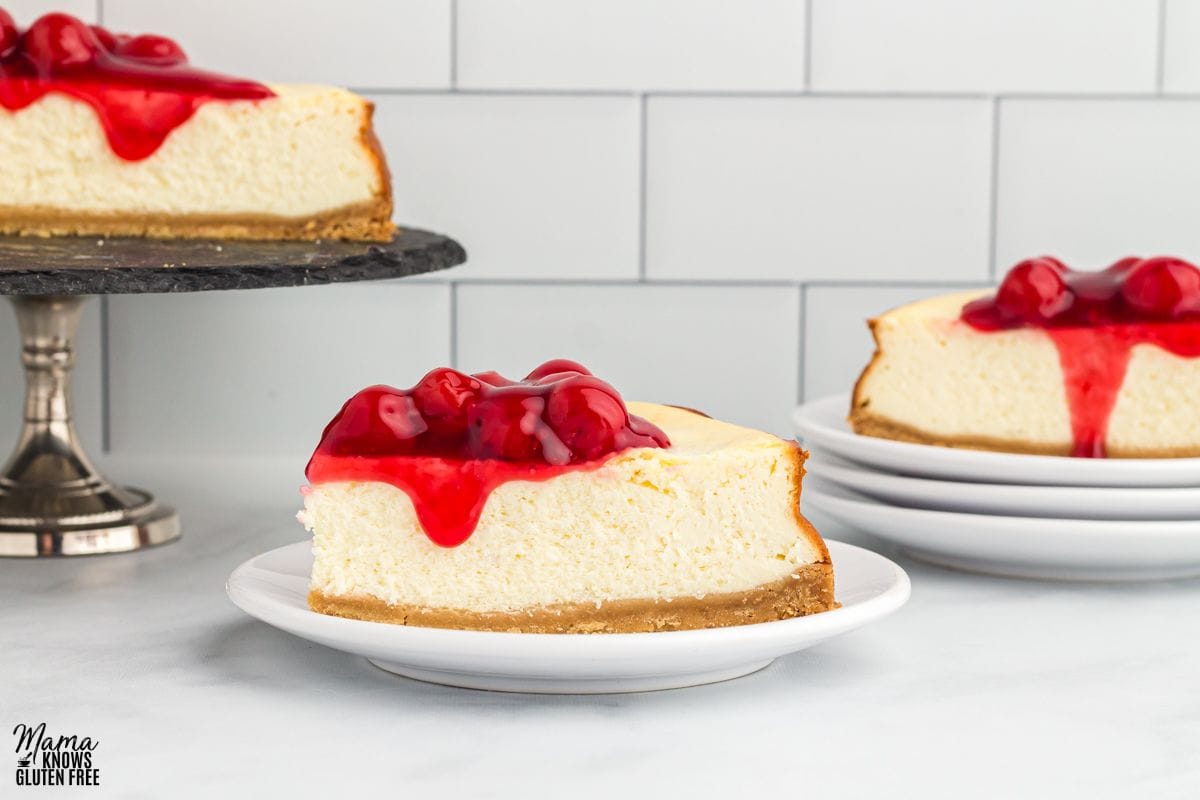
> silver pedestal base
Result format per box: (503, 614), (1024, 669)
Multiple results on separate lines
(0, 487), (179, 556)
(0, 295), (180, 557)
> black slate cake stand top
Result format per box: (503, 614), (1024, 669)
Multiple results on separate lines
(0, 228), (466, 557)
(0, 227), (466, 294)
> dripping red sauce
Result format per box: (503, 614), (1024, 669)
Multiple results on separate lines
(305, 360), (670, 547)
(961, 256), (1200, 457)
(0, 10), (274, 160)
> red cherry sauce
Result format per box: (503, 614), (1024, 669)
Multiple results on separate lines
(305, 360), (670, 547)
(0, 10), (273, 160)
(962, 256), (1200, 457)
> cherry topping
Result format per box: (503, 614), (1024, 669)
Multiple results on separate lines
(545, 375), (628, 461)
(0, 9), (274, 161)
(307, 361), (672, 546)
(377, 393), (427, 441)
(967, 255), (1200, 330)
(472, 370), (515, 387)
(994, 256), (1074, 322)
(467, 390), (546, 461)
(88, 25), (117, 52)
(525, 358), (592, 382)
(312, 360), (668, 466)
(0, 10), (18, 57)
(411, 368), (481, 438)
(1121, 256), (1200, 319)
(23, 13), (101, 69)
(320, 386), (420, 457)
(117, 34), (186, 65)
(1104, 256), (1142, 277)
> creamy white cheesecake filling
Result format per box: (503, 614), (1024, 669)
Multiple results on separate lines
(0, 84), (382, 218)
(857, 291), (1072, 448)
(856, 290), (1200, 452)
(1109, 344), (1200, 452)
(303, 403), (821, 614)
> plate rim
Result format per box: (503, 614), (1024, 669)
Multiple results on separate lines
(816, 455), (1200, 501)
(226, 538), (911, 649)
(805, 477), (1200, 535)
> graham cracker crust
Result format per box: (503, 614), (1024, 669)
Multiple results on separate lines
(0, 199), (394, 243)
(848, 409), (1072, 456)
(848, 408), (1200, 459)
(309, 563), (836, 634)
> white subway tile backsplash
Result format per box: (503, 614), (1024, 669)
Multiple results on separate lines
(15, 2), (1180, 458)
(1164, 0), (1200, 93)
(0, 300), (103, 459)
(102, 0), (451, 88)
(457, 0), (806, 91)
(6, 1), (95, 24)
(456, 283), (800, 435)
(645, 97), (992, 283)
(107, 284), (450, 457)
(802, 284), (983, 402)
(373, 94), (640, 281)
(996, 100), (1200, 269)
(811, 0), (1158, 94)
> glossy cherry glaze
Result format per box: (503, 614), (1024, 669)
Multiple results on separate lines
(962, 256), (1200, 457)
(305, 360), (670, 546)
(0, 10), (273, 160)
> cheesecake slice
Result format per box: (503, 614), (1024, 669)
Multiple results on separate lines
(0, 11), (392, 241)
(851, 256), (1200, 458)
(301, 361), (835, 633)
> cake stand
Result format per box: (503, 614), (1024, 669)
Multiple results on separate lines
(0, 229), (466, 557)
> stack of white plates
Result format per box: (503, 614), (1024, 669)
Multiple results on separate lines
(794, 395), (1200, 581)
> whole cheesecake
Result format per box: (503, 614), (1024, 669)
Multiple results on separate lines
(301, 360), (835, 633)
(0, 10), (392, 241)
(851, 256), (1200, 458)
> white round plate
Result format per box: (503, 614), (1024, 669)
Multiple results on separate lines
(815, 455), (1200, 521)
(226, 539), (909, 694)
(795, 394), (1200, 488)
(804, 478), (1200, 581)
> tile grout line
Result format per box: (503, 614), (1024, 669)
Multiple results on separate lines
(95, 0), (104, 24)
(359, 87), (993, 100)
(351, 87), (1200, 102)
(987, 96), (1001, 279)
(797, 284), (807, 404)
(449, 0), (458, 90)
(796, 279), (991, 289)
(99, 296), (111, 453)
(1157, 0), (1168, 93)
(401, 277), (991, 289)
(637, 93), (649, 281)
(803, 0), (813, 91)
(449, 282), (459, 368)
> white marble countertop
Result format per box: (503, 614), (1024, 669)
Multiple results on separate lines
(3, 455), (1197, 799)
